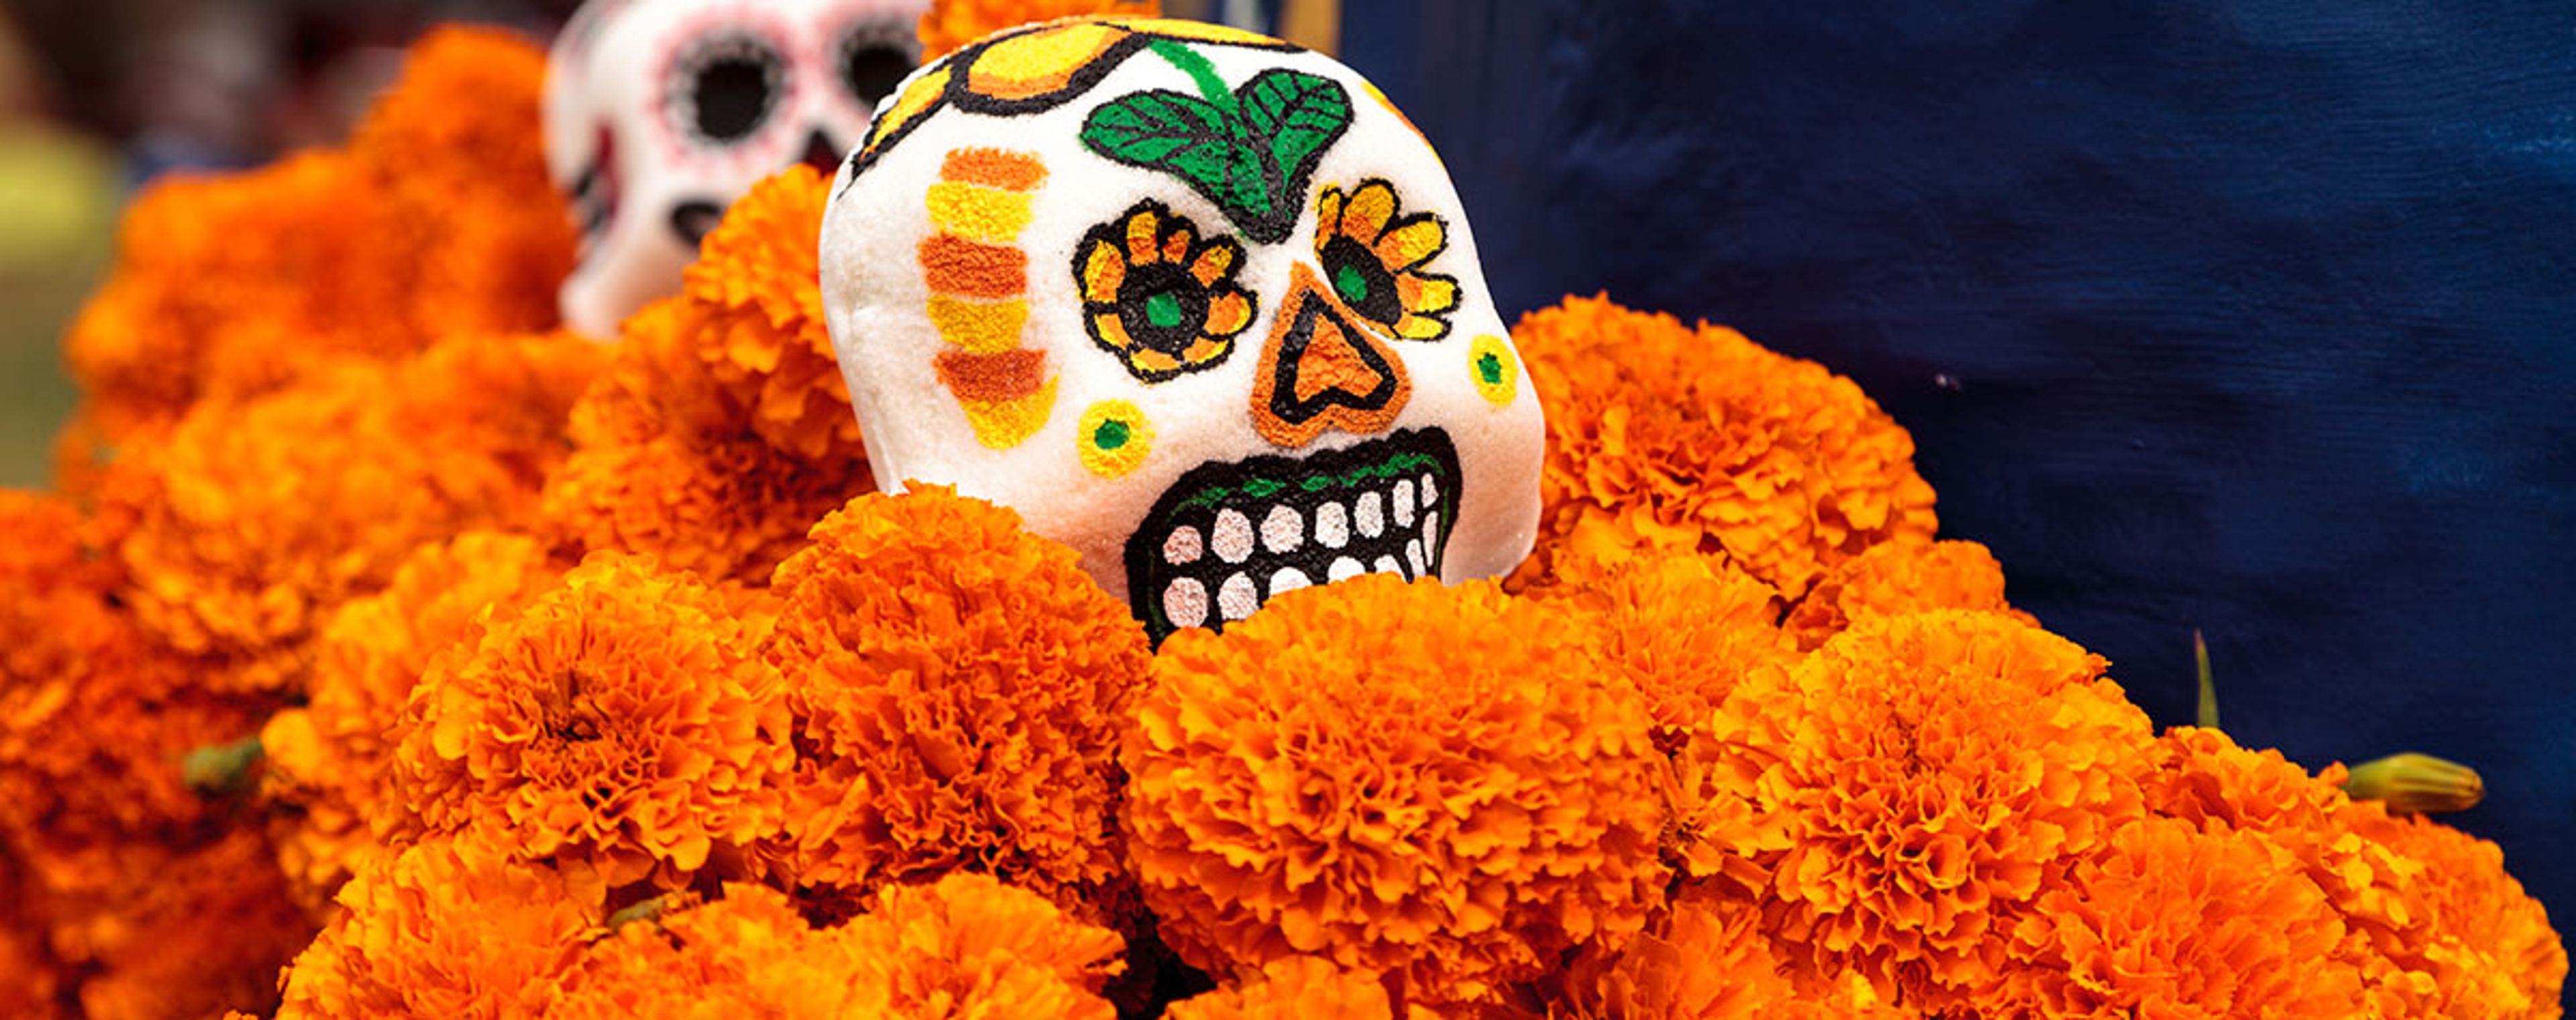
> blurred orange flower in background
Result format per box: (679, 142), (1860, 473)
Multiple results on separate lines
(277, 835), (600, 1019)
(1163, 956), (1397, 1020)
(1128, 575), (1668, 1009)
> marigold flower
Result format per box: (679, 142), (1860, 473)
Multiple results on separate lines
(263, 531), (564, 907)
(1127, 575), (1668, 1008)
(918, 0), (1161, 62)
(42, 828), (317, 1020)
(836, 872), (1128, 1018)
(1509, 295), (1937, 599)
(276, 834), (600, 1019)
(387, 553), (794, 902)
(1539, 552), (1796, 753)
(678, 167), (868, 464)
(1165, 956), (1395, 1020)
(1677, 610), (2153, 1005)
(95, 332), (602, 689)
(1996, 817), (2366, 1017)
(1783, 539), (2034, 650)
(2335, 803), (2567, 1018)
(63, 28), (566, 444)
(1554, 885), (1911, 1019)
(759, 487), (1150, 913)
(551, 885), (857, 1017)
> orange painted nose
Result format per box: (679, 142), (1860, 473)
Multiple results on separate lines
(1250, 262), (1412, 448)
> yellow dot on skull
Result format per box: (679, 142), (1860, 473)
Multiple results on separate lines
(1078, 399), (1155, 478)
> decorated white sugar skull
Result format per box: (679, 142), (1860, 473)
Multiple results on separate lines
(545, 0), (927, 338)
(819, 17), (1544, 642)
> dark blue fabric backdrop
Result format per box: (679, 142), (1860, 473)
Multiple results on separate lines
(1344, 0), (2576, 962)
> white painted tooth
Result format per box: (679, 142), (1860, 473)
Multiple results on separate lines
(1393, 480), (1416, 527)
(1212, 509), (1254, 563)
(1374, 554), (1404, 577)
(1421, 474), (1438, 507)
(1314, 501), (1349, 548)
(1421, 511), (1441, 572)
(1328, 556), (1366, 582)
(1163, 525), (1203, 566)
(1356, 491), (1384, 538)
(1261, 505), (1303, 554)
(1218, 572), (1259, 621)
(1407, 539), (1427, 577)
(1269, 566), (1311, 595)
(1163, 578), (1209, 629)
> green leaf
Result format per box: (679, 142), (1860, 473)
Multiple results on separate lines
(1081, 91), (1272, 225)
(1240, 68), (1350, 199)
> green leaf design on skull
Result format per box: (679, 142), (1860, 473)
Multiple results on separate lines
(1079, 48), (1352, 245)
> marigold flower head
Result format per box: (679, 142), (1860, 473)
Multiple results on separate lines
(40, 828), (316, 1020)
(64, 28), (566, 444)
(1997, 816), (2366, 1017)
(1509, 295), (1937, 599)
(1538, 551), (1796, 752)
(95, 332), (602, 687)
(918, 0), (1162, 62)
(276, 834), (600, 1019)
(1678, 610), (2154, 1005)
(678, 167), (867, 464)
(388, 552), (794, 902)
(1127, 575), (1668, 1008)
(2334, 804), (2567, 1018)
(551, 885), (859, 1018)
(263, 531), (564, 907)
(1165, 956), (1395, 1020)
(1554, 885), (1911, 1020)
(837, 872), (1128, 1018)
(1783, 539), (2034, 650)
(759, 487), (1150, 912)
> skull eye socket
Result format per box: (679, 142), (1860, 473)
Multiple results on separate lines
(669, 34), (785, 146)
(1312, 179), (1462, 341)
(836, 21), (919, 107)
(1076, 201), (1259, 382)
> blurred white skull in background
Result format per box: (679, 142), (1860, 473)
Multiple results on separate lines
(544, 0), (927, 338)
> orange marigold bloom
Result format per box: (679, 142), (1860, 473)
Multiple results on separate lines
(1540, 552), (1796, 752)
(837, 872), (1128, 1018)
(63, 27), (566, 444)
(1509, 295), (1937, 599)
(43, 828), (317, 1020)
(1783, 539), (2035, 651)
(1127, 575), (1668, 1008)
(1677, 611), (2153, 1005)
(1554, 885), (1910, 1020)
(918, 0), (1161, 62)
(1165, 956), (1395, 1020)
(276, 835), (600, 1019)
(2336, 804), (2568, 1018)
(1997, 817), (2366, 1017)
(680, 166), (865, 464)
(387, 553), (794, 903)
(94, 332), (602, 690)
(759, 487), (1150, 912)
(263, 531), (565, 909)
(551, 885), (855, 1017)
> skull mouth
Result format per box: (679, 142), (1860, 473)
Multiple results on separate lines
(1124, 427), (1462, 644)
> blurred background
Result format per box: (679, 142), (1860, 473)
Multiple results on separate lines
(1, 0), (2571, 964)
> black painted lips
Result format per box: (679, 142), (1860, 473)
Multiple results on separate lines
(1124, 427), (1461, 644)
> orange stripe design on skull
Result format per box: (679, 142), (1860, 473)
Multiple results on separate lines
(918, 148), (1057, 449)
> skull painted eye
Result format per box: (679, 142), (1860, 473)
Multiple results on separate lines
(1075, 200), (1258, 382)
(668, 34), (786, 147)
(835, 20), (919, 107)
(1312, 179), (1460, 340)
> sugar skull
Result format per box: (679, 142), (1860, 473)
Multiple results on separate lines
(545, 0), (928, 338)
(818, 17), (1544, 642)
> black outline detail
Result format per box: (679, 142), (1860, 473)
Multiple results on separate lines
(1316, 178), (1460, 341)
(1072, 199), (1256, 384)
(833, 17), (919, 108)
(1263, 296), (1401, 427)
(839, 21), (1303, 192)
(1124, 427), (1463, 645)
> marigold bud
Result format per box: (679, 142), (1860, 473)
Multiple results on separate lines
(2343, 752), (2485, 813)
